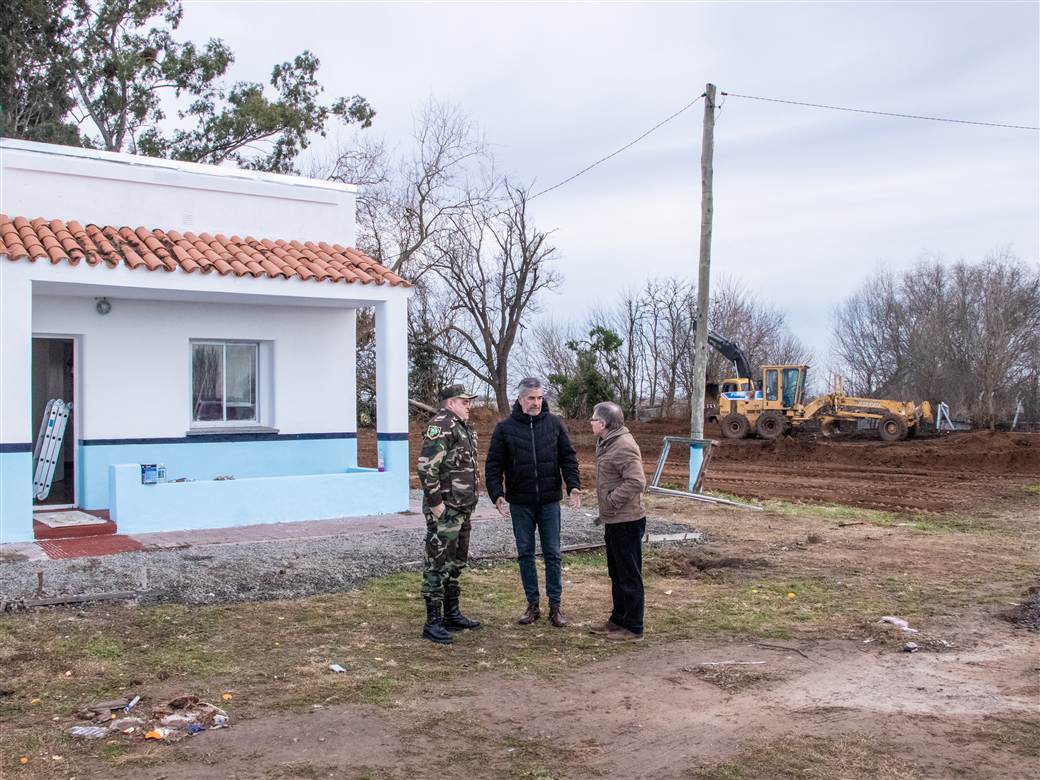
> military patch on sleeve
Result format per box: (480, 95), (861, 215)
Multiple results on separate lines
(425, 425), (442, 439)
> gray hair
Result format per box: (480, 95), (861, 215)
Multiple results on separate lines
(592, 401), (624, 431)
(516, 377), (543, 394)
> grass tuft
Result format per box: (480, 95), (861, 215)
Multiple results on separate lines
(689, 735), (920, 779)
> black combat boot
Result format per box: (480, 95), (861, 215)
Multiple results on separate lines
(422, 598), (454, 644)
(443, 582), (482, 630)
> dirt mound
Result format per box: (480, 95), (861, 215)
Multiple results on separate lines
(645, 549), (768, 578)
(467, 405), (504, 426)
(382, 411), (1039, 515)
(1000, 585), (1040, 631)
(711, 430), (1040, 473)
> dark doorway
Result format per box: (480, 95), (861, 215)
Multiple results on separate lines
(32, 338), (75, 507)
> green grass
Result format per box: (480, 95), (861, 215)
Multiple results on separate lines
(649, 579), (873, 640)
(988, 718), (1040, 757)
(702, 490), (757, 505)
(762, 500), (907, 525)
(756, 498), (1000, 535)
(0, 531), (1031, 777)
(688, 735), (920, 779)
(62, 636), (129, 661)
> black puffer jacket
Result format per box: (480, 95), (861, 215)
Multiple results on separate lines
(485, 401), (581, 506)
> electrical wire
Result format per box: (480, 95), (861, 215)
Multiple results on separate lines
(527, 93), (707, 201)
(720, 91), (1039, 131)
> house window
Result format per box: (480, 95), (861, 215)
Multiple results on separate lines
(191, 341), (258, 424)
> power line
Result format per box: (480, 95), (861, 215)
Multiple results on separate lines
(527, 93), (707, 201)
(720, 91), (1040, 131)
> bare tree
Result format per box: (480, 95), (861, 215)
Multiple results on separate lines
(517, 318), (579, 395)
(974, 251), (1040, 428)
(317, 100), (499, 411)
(600, 289), (646, 416)
(831, 251), (1040, 425)
(321, 98), (493, 278)
(707, 277), (814, 384)
(407, 283), (465, 408)
(571, 276), (812, 417)
(424, 186), (561, 413)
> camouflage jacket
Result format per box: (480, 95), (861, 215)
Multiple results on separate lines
(416, 408), (479, 510)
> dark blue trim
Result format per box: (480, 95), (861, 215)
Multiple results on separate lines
(0, 442), (33, 453)
(80, 432), (358, 446)
(376, 432), (410, 441)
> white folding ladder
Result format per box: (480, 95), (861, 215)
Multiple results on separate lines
(32, 399), (71, 501)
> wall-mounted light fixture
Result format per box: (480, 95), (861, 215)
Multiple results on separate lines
(95, 297), (112, 315)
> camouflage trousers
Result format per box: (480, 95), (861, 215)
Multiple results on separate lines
(421, 505), (473, 605)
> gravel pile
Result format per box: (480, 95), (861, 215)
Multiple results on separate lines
(0, 494), (694, 606)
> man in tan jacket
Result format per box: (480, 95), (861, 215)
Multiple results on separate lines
(588, 401), (647, 641)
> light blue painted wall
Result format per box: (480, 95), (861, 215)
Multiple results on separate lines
(79, 436), (358, 509)
(1, 451), (33, 543)
(109, 440), (409, 533)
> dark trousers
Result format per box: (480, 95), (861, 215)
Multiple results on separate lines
(604, 517), (645, 634)
(510, 502), (563, 607)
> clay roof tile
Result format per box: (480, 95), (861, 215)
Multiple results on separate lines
(0, 215), (411, 288)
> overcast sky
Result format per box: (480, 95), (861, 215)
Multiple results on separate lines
(179, 1), (1039, 362)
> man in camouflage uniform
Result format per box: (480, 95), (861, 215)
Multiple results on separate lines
(417, 384), (482, 644)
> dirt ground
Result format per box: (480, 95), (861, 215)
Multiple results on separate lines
(162, 491), (1038, 780)
(366, 409), (1040, 515)
(4, 415), (1038, 779)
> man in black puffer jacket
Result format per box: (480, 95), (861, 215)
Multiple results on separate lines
(485, 377), (581, 627)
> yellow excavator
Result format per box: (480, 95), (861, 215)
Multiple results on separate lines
(717, 365), (933, 441)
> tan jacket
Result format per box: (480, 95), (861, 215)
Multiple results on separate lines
(595, 426), (646, 524)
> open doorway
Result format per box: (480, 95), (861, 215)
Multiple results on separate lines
(32, 337), (75, 507)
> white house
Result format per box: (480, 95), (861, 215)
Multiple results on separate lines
(0, 138), (412, 544)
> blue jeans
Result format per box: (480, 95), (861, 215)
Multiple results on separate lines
(510, 502), (562, 607)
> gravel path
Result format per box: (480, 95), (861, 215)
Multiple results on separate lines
(0, 493), (696, 606)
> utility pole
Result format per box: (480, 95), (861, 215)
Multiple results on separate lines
(689, 83), (716, 446)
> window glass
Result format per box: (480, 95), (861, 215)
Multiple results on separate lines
(782, 368), (800, 407)
(192, 344), (224, 422)
(191, 342), (258, 424)
(765, 369), (779, 401)
(226, 344), (257, 421)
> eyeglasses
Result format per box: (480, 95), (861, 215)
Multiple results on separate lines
(589, 417), (603, 423)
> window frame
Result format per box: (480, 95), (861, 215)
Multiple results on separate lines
(764, 369), (779, 402)
(190, 339), (260, 428)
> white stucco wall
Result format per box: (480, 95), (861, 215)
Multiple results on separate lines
(0, 139), (356, 245)
(32, 294), (357, 439)
(0, 139), (411, 536)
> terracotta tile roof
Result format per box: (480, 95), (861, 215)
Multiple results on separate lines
(0, 215), (410, 287)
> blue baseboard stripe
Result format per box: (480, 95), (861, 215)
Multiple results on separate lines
(0, 443), (33, 453)
(81, 431), (358, 446)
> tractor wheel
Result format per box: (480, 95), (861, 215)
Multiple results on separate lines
(756, 410), (787, 440)
(721, 413), (750, 439)
(820, 418), (842, 438)
(878, 413), (908, 442)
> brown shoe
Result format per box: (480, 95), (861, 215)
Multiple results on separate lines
(549, 605), (567, 628)
(517, 602), (541, 625)
(604, 627), (644, 642)
(588, 619), (621, 635)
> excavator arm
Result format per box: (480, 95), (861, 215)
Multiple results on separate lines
(692, 321), (755, 383)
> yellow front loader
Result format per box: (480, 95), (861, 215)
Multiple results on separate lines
(718, 366), (933, 442)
